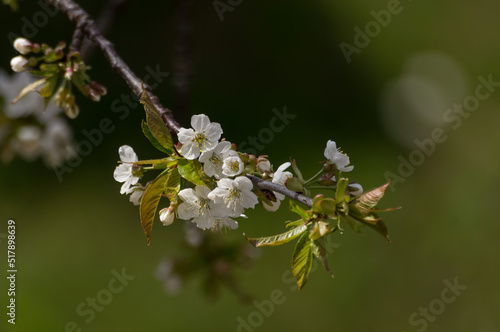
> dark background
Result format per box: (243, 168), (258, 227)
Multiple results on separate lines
(1, 0), (499, 331)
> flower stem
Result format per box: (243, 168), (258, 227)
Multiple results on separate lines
(304, 168), (324, 186)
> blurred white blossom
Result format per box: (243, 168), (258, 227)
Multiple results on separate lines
(0, 70), (75, 166)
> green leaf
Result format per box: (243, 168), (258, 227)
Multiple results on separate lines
(349, 208), (391, 242)
(39, 74), (62, 99)
(140, 168), (172, 245)
(311, 238), (334, 278)
(353, 182), (391, 213)
(130, 157), (177, 168)
(140, 88), (173, 153)
(141, 120), (171, 154)
(177, 158), (208, 186)
(164, 167), (181, 200)
(291, 232), (314, 290)
(285, 219), (307, 229)
(289, 200), (309, 219)
(335, 178), (349, 204)
(312, 196), (336, 215)
(244, 224), (308, 247)
(11, 78), (47, 104)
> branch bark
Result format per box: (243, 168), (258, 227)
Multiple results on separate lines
(246, 175), (313, 208)
(43, 0), (313, 208)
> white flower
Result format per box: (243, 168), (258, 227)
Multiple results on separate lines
(272, 162), (293, 201)
(208, 176), (258, 217)
(177, 185), (230, 229)
(13, 38), (32, 55)
(347, 183), (363, 196)
(159, 206), (175, 226)
(199, 141), (237, 178)
(10, 56), (29, 73)
(40, 118), (75, 166)
(222, 155), (244, 177)
(177, 114), (222, 160)
(257, 159), (271, 173)
(128, 184), (144, 205)
(262, 162), (292, 212)
(324, 140), (354, 172)
(263, 200), (281, 212)
(0, 70), (74, 166)
(113, 145), (140, 194)
(12, 125), (42, 161)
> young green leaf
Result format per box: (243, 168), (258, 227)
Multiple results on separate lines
(141, 120), (171, 154)
(349, 207), (391, 242)
(139, 88), (173, 153)
(244, 224), (308, 247)
(352, 182), (391, 213)
(289, 200), (310, 219)
(177, 158), (209, 187)
(11, 78), (47, 104)
(335, 178), (349, 204)
(140, 168), (173, 245)
(311, 238), (334, 278)
(292, 232), (314, 290)
(312, 196), (336, 215)
(164, 167), (180, 200)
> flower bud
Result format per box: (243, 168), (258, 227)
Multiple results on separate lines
(159, 206), (175, 226)
(10, 56), (29, 72)
(257, 158), (271, 173)
(13, 38), (33, 54)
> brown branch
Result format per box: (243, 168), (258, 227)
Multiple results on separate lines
(42, 0), (313, 208)
(43, 0), (181, 134)
(246, 175), (313, 208)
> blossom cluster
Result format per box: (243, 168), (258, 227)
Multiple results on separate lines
(0, 70), (75, 166)
(113, 113), (363, 234)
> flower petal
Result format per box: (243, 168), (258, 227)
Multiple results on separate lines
(181, 142), (200, 160)
(191, 114), (210, 132)
(119, 145), (138, 162)
(263, 200), (281, 212)
(234, 176), (253, 191)
(177, 202), (197, 220)
(177, 128), (194, 144)
(113, 164), (132, 182)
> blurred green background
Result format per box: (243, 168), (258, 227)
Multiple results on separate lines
(1, 0), (499, 331)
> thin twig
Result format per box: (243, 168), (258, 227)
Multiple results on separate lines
(70, 23), (85, 52)
(43, 0), (181, 134)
